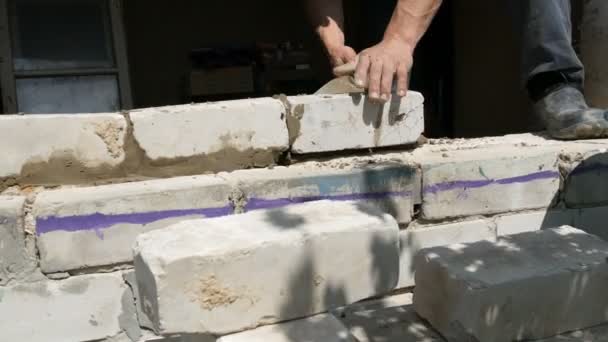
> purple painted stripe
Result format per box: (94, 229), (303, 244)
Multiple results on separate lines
(36, 206), (233, 236)
(423, 170), (559, 194)
(36, 191), (411, 236)
(245, 191), (412, 211)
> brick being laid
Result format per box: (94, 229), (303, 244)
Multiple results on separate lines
(285, 92), (424, 154)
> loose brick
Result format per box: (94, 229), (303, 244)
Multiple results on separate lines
(414, 227), (608, 342)
(223, 162), (418, 224)
(398, 219), (495, 288)
(419, 145), (560, 220)
(0, 196), (34, 285)
(575, 206), (608, 241)
(218, 314), (356, 342)
(495, 209), (576, 236)
(130, 98), (288, 170)
(287, 93), (423, 154)
(134, 200), (400, 336)
(0, 273), (128, 342)
(35, 175), (232, 273)
(0, 114), (127, 182)
(561, 147), (608, 207)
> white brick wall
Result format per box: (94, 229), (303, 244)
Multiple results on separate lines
(130, 98), (288, 164)
(0, 196), (33, 285)
(222, 162), (418, 224)
(495, 209), (576, 236)
(0, 114), (127, 180)
(287, 93), (423, 154)
(0, 273), (130, 342)
(34, 175), (232, 273)
(418, 145), (561, 220)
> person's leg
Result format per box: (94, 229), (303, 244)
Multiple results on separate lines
(509, 0), (583, 97)
(509, 0), (608, 139)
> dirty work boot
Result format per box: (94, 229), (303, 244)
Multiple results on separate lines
(534, 84), (608, 140)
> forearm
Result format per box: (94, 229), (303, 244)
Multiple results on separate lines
(383, 0), (443, 52)
(306, 0), (345, 47)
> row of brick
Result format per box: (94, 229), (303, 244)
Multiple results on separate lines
(2, 135), (608, 276)
(0, 93), (425, 186)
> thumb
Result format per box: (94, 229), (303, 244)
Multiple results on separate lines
(333, 55), (358, 76)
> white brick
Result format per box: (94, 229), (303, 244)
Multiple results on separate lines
(131, 98), (288, 166)
(495, 209), (576, 236)
(419, 146), (560, 220)
(414, 227), (608, 342)
(35, 175), (232, 273)
(561, 147), (608, 207)
(223, 163), (418, 224)
(0, 196), (33, 285)
(0, 114), (127, 180)
(134, 201), (400, 336)
(575, 206), (608, 241)
(218, 314), (356, 342)
(287, 93), (423, 154)
(0, 273), (128, 342)
(398, 220), (495, 288)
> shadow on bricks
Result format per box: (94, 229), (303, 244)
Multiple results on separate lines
(542, 150), (608, 241)
(350, 94), (404, 129)
(413, 227), (608, 342)
(261, 200), (400, 341)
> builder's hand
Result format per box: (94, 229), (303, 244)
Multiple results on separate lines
(354, 39), (413, 102)
(326, 44), (357, 70)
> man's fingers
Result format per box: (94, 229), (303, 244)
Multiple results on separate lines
(396, 64), (409, 97)
(368, 58), (383, 101)
(333, 56), (358, 76)
(380, 62), (395, 101)
(354, 54), (370, 88)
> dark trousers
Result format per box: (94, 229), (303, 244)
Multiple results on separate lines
(508, 0), (584, 87)
(361, 0), (584, 88)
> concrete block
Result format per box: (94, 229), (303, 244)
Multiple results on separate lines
(398, 220), (495, 288)
(419, 146), (560, 220)
(575, 206), (608, 241)
(130, 98), (288, 171)
(561, 148), (608, 207)
(0, 196), (33, 285)
(35, 175), (232, 273)
(218, 314), (356, 342)
(223, 162), (418, 224)
(134, 200), (400, 336)
(0, 114), (127, 182)
(413, 227), (608, 342)
(286, 93), (423, 154)
(495, 209), (576, 236)
(338, 295), (443, 342)
(0, 273), (129, 342)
